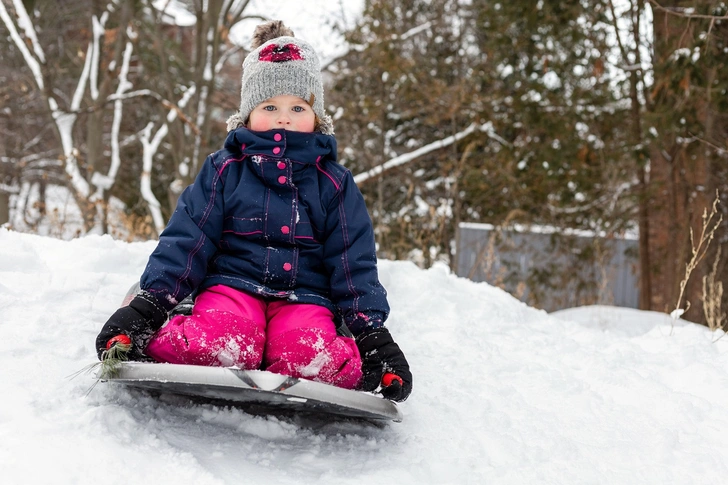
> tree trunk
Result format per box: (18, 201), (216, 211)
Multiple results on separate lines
(0, 192), (9, 226)
(648, 1), (716, 321)
(0, 114), (8, 225)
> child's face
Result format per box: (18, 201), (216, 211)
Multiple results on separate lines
(248, 95), (316, 133)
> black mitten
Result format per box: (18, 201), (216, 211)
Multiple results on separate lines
(95, 291), (168, 361)
(356, 327), (412, 402)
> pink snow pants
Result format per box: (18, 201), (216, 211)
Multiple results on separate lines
(144, 285), (362, 389)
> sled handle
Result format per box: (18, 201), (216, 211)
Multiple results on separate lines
(106, 334), (132, 350)
(382, 372), (403, 388)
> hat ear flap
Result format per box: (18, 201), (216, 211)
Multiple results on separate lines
(226, 112), (246, 132)
(317, 114), (334, 135)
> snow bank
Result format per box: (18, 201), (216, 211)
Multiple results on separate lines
(1, 228), (727, 484)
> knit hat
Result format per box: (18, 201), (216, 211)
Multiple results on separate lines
(226, 21), (334, 135)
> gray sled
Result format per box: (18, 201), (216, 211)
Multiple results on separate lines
(101, 362), (402, 422)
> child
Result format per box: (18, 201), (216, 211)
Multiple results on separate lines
(95, 21), (412, 402)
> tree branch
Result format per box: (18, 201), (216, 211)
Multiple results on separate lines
(353, 122), (509, 185)
(106, 90), (200, 135)
(647, 0), (728, 20)
(323, 22), (433, 71)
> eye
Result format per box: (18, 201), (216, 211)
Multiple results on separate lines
(292, 106), (305, 113)
(262, 105), (276, 111)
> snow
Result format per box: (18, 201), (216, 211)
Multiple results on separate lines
(2, 228), (728, 484)
(152, 0), (196, 27)
(460, 221), (640, 240)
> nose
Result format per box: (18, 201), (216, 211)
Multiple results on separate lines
(276, 112), (291, 125)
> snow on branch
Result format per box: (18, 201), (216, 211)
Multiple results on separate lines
(140, 122), (167, 233)
(0, 2), (46, 91)
(89, 13), (110, 101)
(106, 90), (200, 134)
(71, 40), (95, 113)
(395, 21), (433, 41)
(0, 183), (21, 194)
(72, 11), (110, 109)
(10, 0), (45, 62)
(354, 122), (509, 185)
(139, 86), (197, 234)
(92, 37), (135, 193)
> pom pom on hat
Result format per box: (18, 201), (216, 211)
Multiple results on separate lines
(226, 20), (334, 134)
(251, 20), (294, 49)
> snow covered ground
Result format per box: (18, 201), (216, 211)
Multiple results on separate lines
(1, 228), (727, 484)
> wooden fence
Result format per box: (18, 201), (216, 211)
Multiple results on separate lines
(456, 222), (640, 312)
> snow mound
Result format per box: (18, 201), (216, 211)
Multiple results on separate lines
(1, 228), (727, 484)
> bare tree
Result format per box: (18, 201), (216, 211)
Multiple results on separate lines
(0, 0), (256, 236)
(0, 0), (138, 232)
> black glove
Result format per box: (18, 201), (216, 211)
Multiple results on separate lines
(356, 327), (412, 402)
(95, 291), (168, 361)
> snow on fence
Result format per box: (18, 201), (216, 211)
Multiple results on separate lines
(456, 222), (640, 312)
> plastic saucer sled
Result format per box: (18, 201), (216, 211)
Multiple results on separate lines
(101, 362), (403, 422)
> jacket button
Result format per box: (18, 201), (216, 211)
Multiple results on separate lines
(277, 161), (286, 169)
(281, 226), (290, 234)
(283, 262), (292, 271)
(278, 175), (287, 184)
(272, 146), (281, 155)
(274, 133), (282, 142)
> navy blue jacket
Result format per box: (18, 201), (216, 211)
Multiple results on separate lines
(140, 127), (388, 336)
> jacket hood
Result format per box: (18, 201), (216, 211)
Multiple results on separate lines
(225, 127), (337, 164)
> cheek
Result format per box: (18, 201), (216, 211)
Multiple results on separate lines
(298, 113), (316, 132)
(248, 112), (270, 131)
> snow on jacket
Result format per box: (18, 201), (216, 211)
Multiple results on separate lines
(139, 127), (389, 336)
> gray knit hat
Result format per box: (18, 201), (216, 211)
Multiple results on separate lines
(226, 21), (334, 134)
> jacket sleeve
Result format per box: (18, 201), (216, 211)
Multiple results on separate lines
(322, 171), (389, 336)
(139, 154), (226, 311)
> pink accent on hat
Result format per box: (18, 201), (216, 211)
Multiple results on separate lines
(258, 43), (304, 62)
